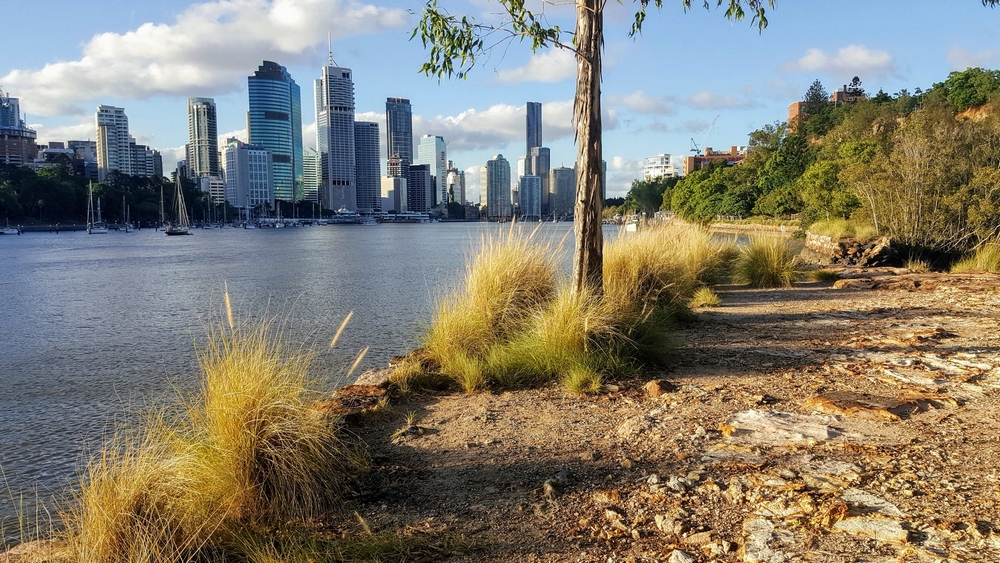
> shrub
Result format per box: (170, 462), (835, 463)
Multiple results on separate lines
(689, 286), (721, 308)
(733, 236), (802, 288)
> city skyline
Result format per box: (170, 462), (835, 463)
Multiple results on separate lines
(3, 1), (999, 201)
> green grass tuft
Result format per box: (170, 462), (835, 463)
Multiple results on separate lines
(808, 269), (841, 282)
(689, 286), (721, 308)
(952, 243), (1000, 273)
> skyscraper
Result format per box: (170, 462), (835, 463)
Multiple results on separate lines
(446, 161), (465, 206)
(529, 146), (551, 214)
(385, 97), (413, 169)
(247, 60), (303, 203)
(526, 101), (542, 168)
(549, 166), (576, 219)
(483, 154), (512, 220)
(407, 164), (433, 213)
(223, 138), (273, 211)
(519, 175), (542, 219)
(96, 105), (131, 182)
(354, 121), (381, 214)
(187, 97), (219, 177)
(415, 135), (447, 208)
(302, 147), (320, 204)
(315, 60), (355, 210)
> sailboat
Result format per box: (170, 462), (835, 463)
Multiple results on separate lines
(87, 182), (108, 234)
(121, 196), (130, 232)
(164, 176), (192, 236)
(0, 218), (19, 235)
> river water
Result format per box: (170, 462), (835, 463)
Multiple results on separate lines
(0, 221), (583, 543)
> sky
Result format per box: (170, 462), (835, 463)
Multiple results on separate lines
(2, 0), (999, 201)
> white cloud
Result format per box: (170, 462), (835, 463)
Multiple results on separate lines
(785, 45), (894, 77)
(607, 156), (643, 198)
(948, 47), (1000, 70)
(302, 122), (317, 151)
(464, 165), (482, 204)
(497, 49), (576, 84)
(218, 128), (247, 146)
(687, 91), (758, 110)
(1, 0), (408, 116)
(608, 90), (676, 115)
(29, 120), (96, 144)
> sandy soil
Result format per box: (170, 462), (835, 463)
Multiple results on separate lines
(341, 270), (1000, 562)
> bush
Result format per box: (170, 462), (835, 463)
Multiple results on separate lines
(733, 236), (803, 288)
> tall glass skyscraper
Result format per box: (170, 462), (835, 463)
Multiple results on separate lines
(315, 62), (356, 211)
(525, 101), (542, 169)
(385, 97), (413, 169)
(247, 61), (303, 203)
(415, 135), (447, 208)
(354, 121), (381, 214)
(187, 97), (219, 177)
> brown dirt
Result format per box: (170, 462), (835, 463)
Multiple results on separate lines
(340, 270), (1000, 562)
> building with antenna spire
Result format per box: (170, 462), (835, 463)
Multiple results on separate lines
(315, 39), (357, 211)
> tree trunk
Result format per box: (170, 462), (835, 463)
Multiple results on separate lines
(571, 0), (604, 295)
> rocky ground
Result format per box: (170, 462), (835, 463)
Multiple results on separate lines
(337, 268), (1000, 562)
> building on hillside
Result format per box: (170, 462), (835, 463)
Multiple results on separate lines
(0, 90), (37, 166)
(682, 146), (746, 176)
(248, 60), (303, 203)
(643, 154), (678, 180)
(415, 135), (447, 208)
(354, 121), (381, 213)
(788, 82), (867, 132)
(187, 97), (219, 177)
(315, 59), (355, 210)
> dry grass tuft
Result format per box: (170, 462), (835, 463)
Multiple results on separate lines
(807, 219), (877, 240)
(732, 236), (802, 288)
(689, 286), (721, 308)
(952, 243), (1000, 273)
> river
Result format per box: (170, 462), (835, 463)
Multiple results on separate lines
(0, 221), (585, 543)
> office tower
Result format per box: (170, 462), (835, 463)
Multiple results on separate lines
(519, 175), (542, 219)
(96, 105), (131, 181)
(385, 97), (413, 168)
(381, 176), (407, 213)
(484, 154), (512, 220)
(315, 60), (355, 210)
(0, 90), (37, 166)
(550, 166), (575, 219)
(446, 161), (465, 205)
(406, 163), (432, 213)
(525, 101), (542, 169)
(187, 97), (219, 177)
(223, 138), (273, 210)
(247, 60), (303, 203)
(415, 135), (447, 207)
(354, 121), (381, 213)
(529, 146), (551, 213)
(302, 147), (320, 203)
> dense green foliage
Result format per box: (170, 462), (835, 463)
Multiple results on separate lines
(666, 67), (1000, 252)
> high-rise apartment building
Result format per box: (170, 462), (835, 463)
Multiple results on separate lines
(187, 97), (219, 177)
(302, 147), (320, 204)
(315, 61), (355, 210)
(0, 90), (37, 166)
(643, 154), (677, 179)
(385, 97), (413, 168)
(354, 121), (381, 214)
(415, 135), (447, 208)
(483, 154), (512, 220)
(96, 105), (132, 182)
(248, 60), (303, 203)
(526, 101), (542, 164)
(550, 166), (576, 219)
(406, 164), (433, 213)
(223, 138), (273, 211)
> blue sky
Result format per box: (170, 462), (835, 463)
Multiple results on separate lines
(2, 0), (999, 200)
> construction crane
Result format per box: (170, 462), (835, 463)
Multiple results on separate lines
(689, 115), (720, 156)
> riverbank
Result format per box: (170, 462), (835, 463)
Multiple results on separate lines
(335, 268), (1000, 562)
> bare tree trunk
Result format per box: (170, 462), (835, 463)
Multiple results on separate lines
(572, 0), (604, 295)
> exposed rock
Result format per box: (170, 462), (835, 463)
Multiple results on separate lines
(802, 390), (955, 421)
(741, 518), (794, 563)
(645, 379), (679, 397)
(721, 409), (845, 446)
(832, 517), (909, 543)
(353, 366), (394, 386)
(667, 549), (698, 563)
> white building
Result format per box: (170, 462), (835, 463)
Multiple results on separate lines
(302, 147), (320, 204)
(315, 62), (356, 211)
(483, 154), (512, 220)
(187, 97), (219, 177)
(96, 105), (132, 182)
(381, 176), (407, 213)
(223, 139), (273, 211)
(415, 134), (447, 208)
(643, 154), (678, 180)
(199, 176), (226, 205)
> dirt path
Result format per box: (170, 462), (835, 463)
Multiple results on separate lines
(344, 273), (1000, 562)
